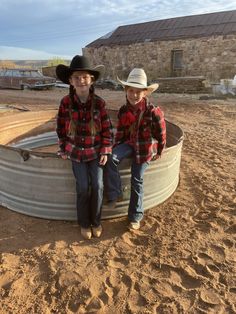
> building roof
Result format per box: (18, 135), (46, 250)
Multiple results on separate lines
(86, 10), (236, 48)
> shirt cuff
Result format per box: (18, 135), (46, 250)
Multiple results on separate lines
(100, 147), (112, 155)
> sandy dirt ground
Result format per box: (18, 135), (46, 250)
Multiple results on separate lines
(0, 88), (235, 313)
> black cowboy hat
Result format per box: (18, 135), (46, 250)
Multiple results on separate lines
(56, 55), (104, 84)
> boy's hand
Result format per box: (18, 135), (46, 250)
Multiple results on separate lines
(99, 154), (108, 165)
(61, 154), (68, 160)
(58, 152), (67, 160)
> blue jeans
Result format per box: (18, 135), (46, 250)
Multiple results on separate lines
(105, 143), (149, 222)
(72, 159), (103, 228)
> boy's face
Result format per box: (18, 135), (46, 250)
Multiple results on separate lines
(69, 70), (94, 95)
(126, 86), (147, 106)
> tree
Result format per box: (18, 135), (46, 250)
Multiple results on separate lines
(0, 60), (17, 68)
(47, 57), (68, 67)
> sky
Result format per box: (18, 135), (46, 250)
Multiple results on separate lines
(0, 0), (236, 60)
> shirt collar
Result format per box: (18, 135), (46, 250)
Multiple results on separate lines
(74, 93), (92, 108)
(127, 98), (146, 113)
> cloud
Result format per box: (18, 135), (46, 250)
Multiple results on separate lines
(0, 0), (236, 59)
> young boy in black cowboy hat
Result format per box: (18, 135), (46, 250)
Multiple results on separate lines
(105, 68), (166, 230)
(56, 55), (113, 239)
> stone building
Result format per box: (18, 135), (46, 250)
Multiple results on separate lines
(83, 10), (236, 86)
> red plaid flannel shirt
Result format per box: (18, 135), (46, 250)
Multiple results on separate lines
(115, 99), (166, 163)
(56, 93), (113, 162)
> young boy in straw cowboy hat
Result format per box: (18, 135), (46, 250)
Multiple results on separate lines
(56, 55), (113, 239)
(105, 68), (166, 230)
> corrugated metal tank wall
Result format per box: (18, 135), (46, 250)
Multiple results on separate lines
(0, 110), (183, 220)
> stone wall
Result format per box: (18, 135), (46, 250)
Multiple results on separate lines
(42, 66), (57, 78)
(156, 76), (209, 94)
(83, 34), (236, 83)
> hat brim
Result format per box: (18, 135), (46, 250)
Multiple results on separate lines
(56, 64), (104, 85)
(117, 77), (159, 95)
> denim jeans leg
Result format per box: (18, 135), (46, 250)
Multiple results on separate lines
(72, 161), (91, 228)
(88, 158), (104, 227)
(105, 143), (134, 201)
(128, 161), (149, 222)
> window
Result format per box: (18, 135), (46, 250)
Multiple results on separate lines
(172, 50), (183, 70)
(12, 70), (21, 77)
(20, 71), (31, 77)
(171, 50), (183, 76)
(5, 70), (13, 76)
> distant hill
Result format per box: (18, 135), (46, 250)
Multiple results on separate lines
(4, 60), (70, 69)
(12, 60), (50, 69)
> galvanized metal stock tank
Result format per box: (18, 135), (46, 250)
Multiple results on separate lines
(0, 109), (183, 220)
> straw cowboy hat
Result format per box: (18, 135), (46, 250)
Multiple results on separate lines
(56, 55), (104, 85)
(117, 68), (159, 94)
